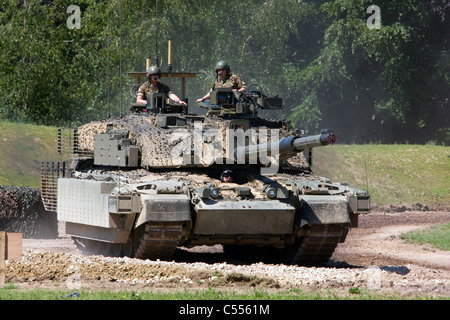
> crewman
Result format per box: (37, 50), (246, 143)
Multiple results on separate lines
(196, 60), (246, 103)
(137, 66), (187, 106)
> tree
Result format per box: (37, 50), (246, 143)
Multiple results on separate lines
(0, 0), (447, 144)
(288, 0), (449, 143)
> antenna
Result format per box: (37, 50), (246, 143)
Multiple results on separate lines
(119, 0), (123, 117)
(154, 0), (159, 66)
(106, 0), (111, 119)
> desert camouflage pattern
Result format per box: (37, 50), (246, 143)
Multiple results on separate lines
(76, 114), (310, 170)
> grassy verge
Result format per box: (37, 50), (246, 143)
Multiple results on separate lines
(400, 223), (450, 251)
(0, 121), (63, 188)
(313, 143), (450, 206)
(0, 285), (445, 300)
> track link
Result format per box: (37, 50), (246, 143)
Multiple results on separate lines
(134, 221), (183, 260)
(292, 224), (349, 266)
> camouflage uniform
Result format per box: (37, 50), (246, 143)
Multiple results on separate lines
(212, 74), (246, 91)
(137, 82), (172, 100)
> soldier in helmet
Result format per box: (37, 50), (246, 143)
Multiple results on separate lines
(137, 65), (187, 106)
(220, 169), (233, 183)
(196, 60), (246, 103)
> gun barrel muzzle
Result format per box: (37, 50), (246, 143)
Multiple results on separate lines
(292, 130), (336, 152)
(234, 129), (337, 161)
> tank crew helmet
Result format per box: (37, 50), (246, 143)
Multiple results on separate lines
(146, 65), (162, 79)
(215, 60), (230, 75)
(220, 169), (233, 182)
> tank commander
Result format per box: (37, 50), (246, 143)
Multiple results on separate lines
(136, 65), (187, 106)
(196, 60), (247, 103)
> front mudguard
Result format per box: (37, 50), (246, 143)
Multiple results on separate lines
(134, 193), (192, 228)
(296, 195), (351, 227)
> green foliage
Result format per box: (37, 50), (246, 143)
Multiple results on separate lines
(288, 0), (449, 143)
(0, 0), (448, 143)
(348, 287), (361, 294)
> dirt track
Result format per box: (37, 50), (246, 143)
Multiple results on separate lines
(5, 208), (449, 298)
(333, 209), (450, 270)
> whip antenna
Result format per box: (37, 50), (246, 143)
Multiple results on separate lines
(106, 0), (111, 118)
(154, 0), (159, 66)
(119, 0), (123, 117)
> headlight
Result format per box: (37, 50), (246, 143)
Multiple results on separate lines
(194, 186), (220, 198)
(210, 188), (220, 198)
(265, 186), (277, 199)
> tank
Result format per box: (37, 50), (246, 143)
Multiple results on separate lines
(40, 67), (369, 267)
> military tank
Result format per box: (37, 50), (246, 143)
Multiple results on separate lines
(41, 62), (369, 266)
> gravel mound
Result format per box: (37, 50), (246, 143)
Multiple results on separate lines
(6, 251), (450, 297)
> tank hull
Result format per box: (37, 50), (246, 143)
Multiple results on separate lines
(52, 166), (369, 265)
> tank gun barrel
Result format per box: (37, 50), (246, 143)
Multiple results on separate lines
(292, 129), (337, 152)
(234, 129), (336, 160)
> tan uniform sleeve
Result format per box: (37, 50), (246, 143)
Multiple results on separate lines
(137, 84), (146, 98)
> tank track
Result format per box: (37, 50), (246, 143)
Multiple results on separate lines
(290, 224), (349, 266)
(223, 224), (349, 266)
(72, 221), (183, 260)
(133, 221), (183, 260)
(73, 223), (346, 266)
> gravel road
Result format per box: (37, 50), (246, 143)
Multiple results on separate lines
(5, 209), (450, 298)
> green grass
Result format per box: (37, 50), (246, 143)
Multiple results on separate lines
(0, 285), (445, 300)
(0, 286), (300, 300)
(0, 121), (64, 188)
(400, 223), (450, 251)
(313, 143), (450, 206)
